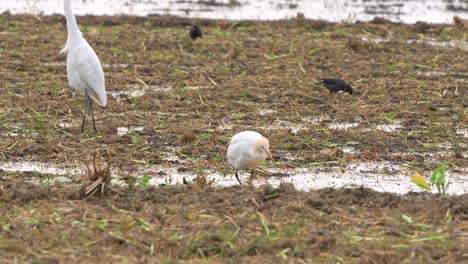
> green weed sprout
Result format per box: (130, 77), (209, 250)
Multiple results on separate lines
(128, 175), (151, 190)
(137, 175), (151, 187)
(410, 163), (450, 194)
(429, 163), (450, 194)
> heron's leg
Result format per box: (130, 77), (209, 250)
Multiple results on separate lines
(89, 97), (97, 132)
(235, 170), (242, 185)
(81, 90), (90, 133)
(250, 168), (255, 180)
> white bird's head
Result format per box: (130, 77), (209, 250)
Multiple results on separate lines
(61, 0), (84, 56)
(254, 136), (274, 162)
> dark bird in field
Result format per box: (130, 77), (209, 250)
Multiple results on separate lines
(319, 78), (353, 94)
(189, 25), (202, 40)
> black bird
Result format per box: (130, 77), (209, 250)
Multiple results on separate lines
(319, 78), (353, 94)
(189, 25), (202, 40)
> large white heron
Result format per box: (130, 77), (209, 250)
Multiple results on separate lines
(227, 131), (274, 184)
(60, 0), (107, 132)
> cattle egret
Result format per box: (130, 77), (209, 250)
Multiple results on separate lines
(319, 78), (353, 94)
(189, 25), (202, 41)
(60, 0), (107, 132)
(227, 131), (273, 185)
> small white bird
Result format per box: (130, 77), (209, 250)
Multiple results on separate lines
(60, 0), (106, 133)
(227, 131), (273, 184)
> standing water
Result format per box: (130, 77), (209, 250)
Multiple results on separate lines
(1, 0), (467, 23)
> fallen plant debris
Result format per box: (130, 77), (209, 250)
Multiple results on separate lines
(193, 172), (215, 187)
(80, 149), (122, 198)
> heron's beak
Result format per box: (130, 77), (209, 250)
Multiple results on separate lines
(267, 150), (274, 162)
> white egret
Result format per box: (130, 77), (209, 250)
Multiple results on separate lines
(60, 0), (106, 132)
(227, 131), (274, 185)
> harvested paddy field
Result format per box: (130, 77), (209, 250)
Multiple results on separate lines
(0, 14), (467, 263)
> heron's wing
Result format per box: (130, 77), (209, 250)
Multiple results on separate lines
(73, 42), (107, 107)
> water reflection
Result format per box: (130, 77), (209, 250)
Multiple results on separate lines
(0, 0), (467, 23)
(1, 160), (467, 194)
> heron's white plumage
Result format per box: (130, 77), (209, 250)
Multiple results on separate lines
(227, 131), (271, 170)
(62, 0), (106, 107)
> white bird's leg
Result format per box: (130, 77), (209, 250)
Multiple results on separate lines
(250, 169), (255, 181)
(81, 90), (90, 133)
(89, 97), (97, 132)
(235, 170), (242, 185)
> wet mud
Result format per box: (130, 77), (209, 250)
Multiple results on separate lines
(0, 14), (467, 262)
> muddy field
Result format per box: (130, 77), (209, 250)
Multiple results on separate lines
(0, 14), (467, 262)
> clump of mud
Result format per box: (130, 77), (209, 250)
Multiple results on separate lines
(3, 181), (466, 217)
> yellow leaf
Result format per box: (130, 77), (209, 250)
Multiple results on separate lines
(410, 172), (430, 191)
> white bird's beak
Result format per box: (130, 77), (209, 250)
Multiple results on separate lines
(261, 145), (274, 162)
(267, 150), (274, 162)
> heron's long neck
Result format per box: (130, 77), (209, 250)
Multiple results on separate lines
(64, 0), (81, 41)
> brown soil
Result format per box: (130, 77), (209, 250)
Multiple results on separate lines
(1, 181), (467, 263)
(0, 14), (467, 263)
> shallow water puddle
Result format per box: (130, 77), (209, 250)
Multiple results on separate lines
(184, 85), (211, 90)
(109, 89), (146, 99)
(407, 39), (468, 50)
(371, 121), (403, 132)
(456, 128), (467, 138)
(2, 0), (465, 23)
(264, 121), (308, 135)
(109, 84), (173, 99)
(0, 161), (82, 175)
(108, 110), (182, 118)
(302, 115), (333, 124)
(0, 131), (39, 138)
(217, 122), (233, 131)
(117, 126), (145, 136)
(326, 121), (403, 132)
(328, 122), (360, 131)
(360, 36), (468, 51)
(340, 145), (356, 154)
(57, 122), (76, 128)
(1, 161), (466, 195)
(390, 150), (467, 160)
(413, 70), (468, 82)
(132, 162), (468, 195)
(258, 109), (277, 116)
(125, 84), (173, 92)
(216, 120), (308, 134)
(415, 70), (449, 77)
(221, 118), (403, 134)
